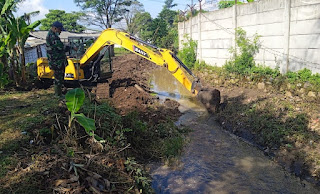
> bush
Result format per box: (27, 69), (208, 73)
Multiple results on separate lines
(286, 68), (320, 89)
(177, 35), (197, 69)
(224, 28), (261, 76)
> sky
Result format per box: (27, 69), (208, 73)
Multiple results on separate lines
(15, 0), (194, 24)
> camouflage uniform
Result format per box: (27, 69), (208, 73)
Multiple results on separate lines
(46, 29), (66, 96)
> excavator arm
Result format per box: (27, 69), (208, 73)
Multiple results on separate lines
(80, 28), (200, 95)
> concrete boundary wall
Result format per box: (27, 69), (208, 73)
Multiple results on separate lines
(178, 0), (320, 74)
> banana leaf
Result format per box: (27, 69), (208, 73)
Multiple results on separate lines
(66, 88), (85, 113)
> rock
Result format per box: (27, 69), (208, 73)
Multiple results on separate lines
(303, 82), (312, 88)
(287, 83), (291, 89)
(257, 82), (265, 90)
(214, 80), (219, 85)
(285, 91), (293, 97)
(299, 88), (305, 94)
(297, 83), (302, 87)
(308, 91), (316, 97)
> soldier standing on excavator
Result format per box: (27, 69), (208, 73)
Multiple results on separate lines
(46, 21), (66, 97)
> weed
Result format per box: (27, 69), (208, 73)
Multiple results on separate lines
(125, 157), (152, 193)
(177, 35), (197, 69)
(225, 28), (261, 76)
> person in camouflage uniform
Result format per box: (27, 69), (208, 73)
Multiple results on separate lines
(46, 21), (66, 97)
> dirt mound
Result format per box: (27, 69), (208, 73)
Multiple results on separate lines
(94, 54), (181, 118)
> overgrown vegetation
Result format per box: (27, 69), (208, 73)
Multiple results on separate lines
(0, 0), (41, 88)
(0, 88), (188, 193)
(177, 35), (197, 69)
(224, 28), (261, 75)
(218, 0), (255, 9)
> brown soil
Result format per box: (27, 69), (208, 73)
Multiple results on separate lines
(94, 54), (181, 119)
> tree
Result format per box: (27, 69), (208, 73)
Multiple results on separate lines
(127, 12), (151, 35)
(21, 11), (40, 25)
(0, 0), (41, 86)
(122, 0), (144, 35)
(74, 0), (133, 29)
(140, 18), (168, 47)
(164, 0), (177, 9)
(39, 10), (85, 32)
(158, 8), (177, 27)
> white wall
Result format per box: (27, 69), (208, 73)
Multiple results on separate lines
(178, 0), (320, 74)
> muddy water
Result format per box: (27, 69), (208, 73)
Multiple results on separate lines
(149, 67), (319, 193)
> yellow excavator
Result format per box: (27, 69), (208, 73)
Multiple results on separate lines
(37, 28), (220, 112)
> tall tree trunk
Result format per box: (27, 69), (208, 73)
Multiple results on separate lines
(20, 46), (27, 85)
(10, 51), (19, 86)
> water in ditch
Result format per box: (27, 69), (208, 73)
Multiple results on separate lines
(149, 67), (319, 193)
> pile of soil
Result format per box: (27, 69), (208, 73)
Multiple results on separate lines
(94, 54), (181, 118)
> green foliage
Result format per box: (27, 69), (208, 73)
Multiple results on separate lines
(66, 88), (85, 113)
(125, 157), (152, 193)
(177, 35), (197, 69)
(39, 10), (85, 32)
(123, 0), (145, 35)
(163, 136), (184, 157)
(135, 1), (178, 50)
(0, 0), (41, 85)
(129, 12), (152, 35)
(286, 68), (320, 88)
(141, 18), (168, 46)
(158, 8), (177, 27)
(194, 60), (207, 71)
(161, 27), (179, 51)
(65, 88), (98, 139)
(164, 0), (177, 9)
(224, 28), (261, 76)
(0, 62), (9, 88)
(74, 0), (133, 28)
(218, 0), (243, 9)
(123, 111), (189, 159)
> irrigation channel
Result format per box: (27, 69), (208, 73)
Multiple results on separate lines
(148, 67), (319, 193)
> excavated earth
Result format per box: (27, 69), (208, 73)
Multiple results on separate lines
(94, 54), (182, 121)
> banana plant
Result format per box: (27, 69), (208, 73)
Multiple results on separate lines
(66, 88), (97, 138)
(1, 0), (41, 85)
(15, 18), (41, 84)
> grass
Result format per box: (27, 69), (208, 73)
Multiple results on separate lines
(0, 87), (189, 193)
(0, 89), (61, 193)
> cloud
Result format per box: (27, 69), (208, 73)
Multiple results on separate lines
(15, 0), (49, 22)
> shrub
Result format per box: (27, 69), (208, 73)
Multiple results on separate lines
(177, 35), (197, 69)
(224, 28), (261, 76)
